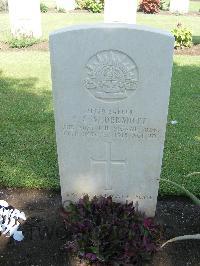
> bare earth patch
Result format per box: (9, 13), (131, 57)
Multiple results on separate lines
(0, 188), (200, 266)
(174, 44), (200, 55)
(1, 41), (200, 56)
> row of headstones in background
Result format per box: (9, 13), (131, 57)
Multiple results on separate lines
(58, 0), (190, 15)
(7, 0), (137, 39)
(8, 0), (190, 38)
(106, 0), (190, 19)
(104, 0), (190, 23)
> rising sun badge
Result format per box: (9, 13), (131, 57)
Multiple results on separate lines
(84, 50), (139, 102)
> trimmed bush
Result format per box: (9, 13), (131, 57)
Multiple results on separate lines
(139, 0), (161, 14)
(76, 0), (104, 13)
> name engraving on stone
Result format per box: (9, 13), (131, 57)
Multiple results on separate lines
(84, 50), (138, 102)
(63, 108), (161, 141)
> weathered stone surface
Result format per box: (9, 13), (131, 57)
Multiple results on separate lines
(104, 0), (137, 24)
(8, 0), (42, 38)
(56, 0), (75, 11)
(50, 24), (174, 216)
(170, 0), (189, 14)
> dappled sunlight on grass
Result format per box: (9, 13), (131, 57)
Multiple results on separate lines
(0, 52), (199, 195)
(0, 52), (59, 189)
(194, 136), (200, 142)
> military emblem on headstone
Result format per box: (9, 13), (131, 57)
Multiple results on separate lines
(84, 50), (138, 102)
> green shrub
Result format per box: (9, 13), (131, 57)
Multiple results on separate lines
(58, 7), (66, 13)
(76, 0), (104, 13)
(40, 2), (48, 13)
(7, 37), (40, 48)
(160, 0), (169, 11)
(139, 0), (160, 14)
(171, 23), (192, 49)
(61, 195), (161, 265)
(0, 0), (8, 12)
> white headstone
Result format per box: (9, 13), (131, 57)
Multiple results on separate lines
(56, 0), (76, 11)
(8, 0), (42, 38)
(170, 0), (189, 14)
(50, 24), (174, 217)
(104, 0), (137, 24)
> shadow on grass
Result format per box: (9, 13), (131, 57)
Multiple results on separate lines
(0, 70), (59, 189)
(193, 35), (200, 44)
(0, 60), (199, 264)
(0, 60), (200, 195)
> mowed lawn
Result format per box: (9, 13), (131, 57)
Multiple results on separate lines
(0, 12), (200, 43)
(0, 10), (200, 195)
(0, 51), (199, 195)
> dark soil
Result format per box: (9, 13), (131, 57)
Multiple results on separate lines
(156, 10), (200, 16)
(0, 188), (200, 266)
(1, 41), (200, 56)
(174, 44), (200, 55)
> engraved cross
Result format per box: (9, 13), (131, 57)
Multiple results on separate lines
(91, 142), (127, 190)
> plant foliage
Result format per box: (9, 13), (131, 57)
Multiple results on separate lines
(171, 23), (193, 49)
(61, 195), (161, 265)
(40, 2), (48, 13)
(58, 7), (66, 13)
(7, 37), (40, 48)
(139, 0), (161, 14)
(76, 0), (104, 13)
(160, 0), (169, 11)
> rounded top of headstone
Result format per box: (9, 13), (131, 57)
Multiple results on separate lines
(49, 23), (174, 40)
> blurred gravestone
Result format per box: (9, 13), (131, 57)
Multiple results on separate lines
(104, 0), (137, 24)
(8, 0), (42, 38)
(170, 0), (189, 14)
(50, 24), (174, 217)
(56, 0), (75, 11)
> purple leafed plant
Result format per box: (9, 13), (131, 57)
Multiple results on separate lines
(61, 195), (161, 265)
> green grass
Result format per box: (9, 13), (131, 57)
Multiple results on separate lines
(189, 1), (200, 12)
(42, 0), (56, 9)
(0, 10), (199, 195)
(0, 52), (59, 189)
(0, 12), (200, 43)
(0, 52), (199, 195)
(160, 56), (200, 196)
